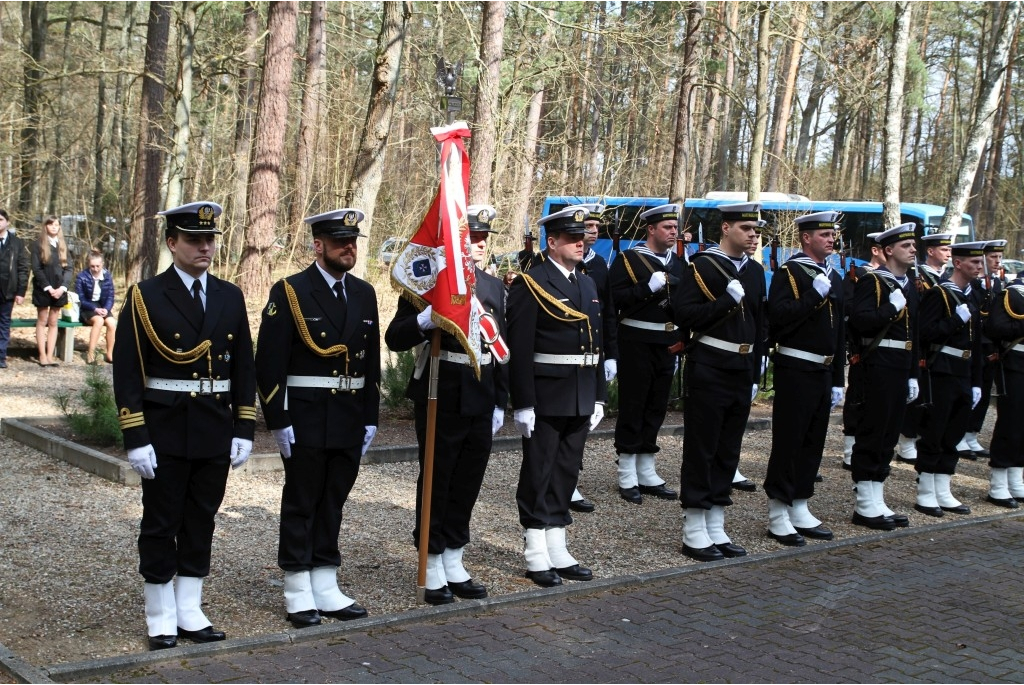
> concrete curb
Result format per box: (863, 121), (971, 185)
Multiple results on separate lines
(0, 416), (773, 482)
(29, 508), (1023, 683)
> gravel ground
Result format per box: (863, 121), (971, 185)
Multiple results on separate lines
(0, 318), (1006, 669)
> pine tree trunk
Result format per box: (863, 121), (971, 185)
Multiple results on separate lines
(714, 2), (739, 190)
(468, 0), (505, 204)
(765, 2), (807, 193)
(746, 2), (771, 203)
(228, 2), (260, 262)
(669, 2), (704, 205)
(18, 1), (47, 215)
(91, 3), (110, 222)
(238, 0), (298, 299)
(882, 2), (912, 228)
(290, 0), (327, 229)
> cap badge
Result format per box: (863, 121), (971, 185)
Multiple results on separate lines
(573, 210), (585, 223)
(198, 205), (214, 224)
(344, 211), (357, 226)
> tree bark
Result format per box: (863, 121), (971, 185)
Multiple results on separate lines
(91, 3), (110, 223)
(882, 2), (913, 228)
(114, 3), (137, 227)
(468, 0), (505, 204)
(228, 1), (260, 261)
(668, 2), (704, 205)
(238, 0), (298, 299)
(765, 2), (807, 193)
(938, 1), (1022, 236)
(126, 1), (171, 285)
(19, 1), (47, 215)
(714, 1), (739, 190)
(290, 0), (327, 229)
(49, 7), (75, 215)
(746, 2), (771, 203)
(344, 1), (411, 279)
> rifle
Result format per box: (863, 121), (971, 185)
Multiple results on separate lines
(768, 227), (780, 273)
(612, 207), (622, 257)
(697, 221), (706, 252)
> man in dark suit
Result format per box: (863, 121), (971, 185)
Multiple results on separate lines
(113, 201), (256, 650)
(256, 208), (379, 629)
(0, 209), (29, 369)
(672, 202), (767, 562)
(507, 206), (606, 588)
(608, 203), (685, 505)
(384, 204), (509, 605)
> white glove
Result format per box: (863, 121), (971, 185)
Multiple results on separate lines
(648, 271), (667, 292)
(362, 425), (377, 457)
(604, 359), (617, 381)
(955, 303), (971, 323)
(751, 384), (759, 403)
(589, 402), (604, 431)
(972, 387), (982, 409)
(726, 280), (745, 303)
(514, 407), (536, 438)
(416, 305), (437, 331)
(272, 425), (295, 459)
(889, 288), (907, 312)
(127, 444), (157, 480)
(907, 379), (919, 404)
(831, 387), (844, 410)
(812, 273), (831, 297)
(491, 407), (505, 436)
(229, 437), (253, 469)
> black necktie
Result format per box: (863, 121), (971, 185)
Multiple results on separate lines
(191, 280), (205, 321)
(568, 273), (577, 285)
(333, 281), (348, 320)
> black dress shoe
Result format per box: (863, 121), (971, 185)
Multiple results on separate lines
(525, 569), (562, 587)
(148, 635), (177, 651)
(841, 461), (852, 471)
(887, 513), (910, 528)
(986, 495), (1019, 509)
(895, 455), (917, 464)
(714, 542), (747, 557)
(795, 524), (834, 540)
(767, 530), (806, 546)
(448, 579), (488, 599)
(681, 544), (725, 562)
(618, 486), (642, 504)
(940, 503), (971, 515)
(177, 625), (226, 643)
(320, 603), (368, 620)
(639, 483), (678, 500)
(914, 503), (944, 518)
(423, 587), (455, 605)
(958, 451), (978, 461)
(286, 609), (322, 628)
(851, 512), (896, 531)
(555, 564), (593, 581)
(731, 479), (757, 492)
(569, 498), (595, 513)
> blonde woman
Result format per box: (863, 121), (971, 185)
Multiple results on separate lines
(30, 216), (72, 366)
(75, 249), (117, 363)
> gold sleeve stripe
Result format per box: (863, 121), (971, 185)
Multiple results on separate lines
(623, 253), (638, 284)
(692, 264), (715, 302)
(236, 406), (257, 420)
(258, 384), (280, 405)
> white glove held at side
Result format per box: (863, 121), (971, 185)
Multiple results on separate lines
(514, 408), (536, 438)
(726, 280), (745, 303)
(362, 426), (377, 457)
(972, 387), (982, 409)
(955, 303), (971, 323)
(750, 384), (759, 403)
(417, 305), (437, 331)
(812, 273), (832, 298)
(889, 288), (907, 312)
(831, 387), (844, 411)
(272, 426), (295, 459)
(907, 379), (919, 404)
(230, 437), (253, 469)
(604, 358), (617, 381)
(127, 444), (157, 480)
(491, 407), (505, 436)
(589, 403), (604, 432)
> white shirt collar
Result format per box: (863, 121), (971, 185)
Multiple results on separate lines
(315, 262), (346, 292)
(548, 258), (576, 281)
(173, 265), (207, 294)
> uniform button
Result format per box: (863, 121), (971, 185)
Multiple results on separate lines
(215, 394), (221, 400)
(331, 389), (337, 395)
(218, 355), (223, 360)
(216, 376), (221, 380)
(190, 392), (197, 398)
(580, 346), (585, 351)
(321, 332), (327, 338)
(351, 390), (357, 395)
(227, 334), (234, 341)
(332, 370), (338, 376)
(192, 372), (199, 379)
(174, 333), (181, 340)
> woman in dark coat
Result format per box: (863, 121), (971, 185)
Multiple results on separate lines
(75, 249), (117, 363)
(30, 216), (72, 366)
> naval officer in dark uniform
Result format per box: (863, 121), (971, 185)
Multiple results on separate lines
(608, 204), (684, 504)
(847, 224), (920, 531)
(508, 206), (606, 588)
(385, 204), (509, 605)
(255, 209), (379, 628)
(985, 273), (1024, 507)
(672, 202), (767, 562)
(113, 201), (256, 650)
(763, 212), (845, 546)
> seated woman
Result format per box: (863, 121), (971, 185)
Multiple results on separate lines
(75, 249), (116, 363)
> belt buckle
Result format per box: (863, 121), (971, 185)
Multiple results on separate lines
(198, 378), (214, 396)
(823, 355), (834, 366)
(664, 322), (676, 332)
(337, 377), (352, 391)
(904, 341), (913, 351)
(962, 350), (971, 359)
(582, 353), (597, 367)
(737, 343), (751, 355)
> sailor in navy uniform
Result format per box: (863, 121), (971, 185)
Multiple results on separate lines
(384, 204), (509, 605)
(847, 224), (920, 531)
(763, 212), (845, 546)
(255, 209), (379, 628)
(958, 239), (1007, 457)
(842, 232), (886, 469)
(113, 201), (256, 650)
(895, 232), (955, 464)
(913, 241), (985, 517)
(671, 202), (767, 562)
(985, 273), (1024, 507)
(608, 203), (684, 504)
(507, 207), (606, 588)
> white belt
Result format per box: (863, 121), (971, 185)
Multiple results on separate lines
(621, 318), (677, 332)
(776, 346), (834, 365)
(1013, 344), (1024, 354)
(860, 338), (913, 351)
(145, 377), (231, 394)
(698, 335), (753, 355)
(286, 375), (366, 390)
(533, 352), (599, 367)
(439, 350), (492, 366)
(931, 344), (971, 360)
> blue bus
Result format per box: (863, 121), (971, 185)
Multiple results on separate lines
(540, 193), (974, 283)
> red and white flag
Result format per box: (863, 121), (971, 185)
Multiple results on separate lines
(391, 122), (481, 375)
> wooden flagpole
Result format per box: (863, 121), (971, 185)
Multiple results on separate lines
(416, 328), (442, 602)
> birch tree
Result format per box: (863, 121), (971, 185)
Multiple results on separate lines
(882, 2), (913, 228)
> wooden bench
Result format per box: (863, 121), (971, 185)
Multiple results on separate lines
(10, 319), (83, 363)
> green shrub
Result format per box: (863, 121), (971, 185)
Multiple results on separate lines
(54, 365), (123, 447)
(381, 348), (416, 414)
